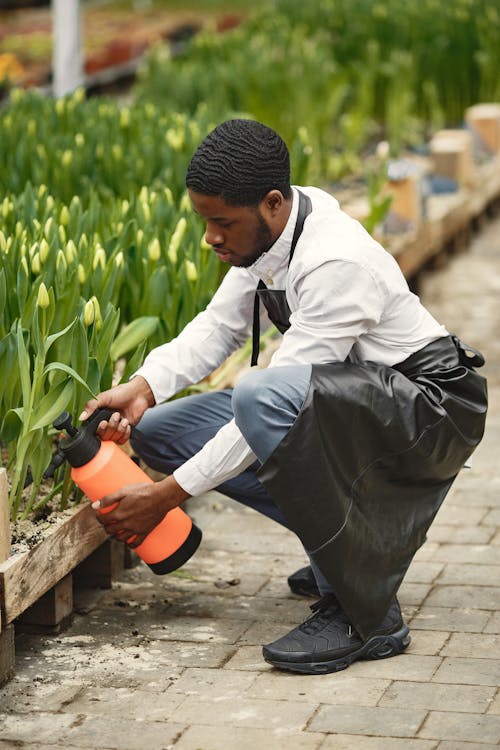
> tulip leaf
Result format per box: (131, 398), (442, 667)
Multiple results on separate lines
(43, 362), (97, 398)
(110, 316), (159, 361)
(29, 378), (74, 432)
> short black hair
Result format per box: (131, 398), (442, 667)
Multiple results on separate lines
(186, 119), (291, 206)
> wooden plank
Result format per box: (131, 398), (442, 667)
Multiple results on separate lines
(73, 538), (125, 589)
(17, 574), (73, 633)
(0, 623), (15, 686)
(0, 468), (10, 564)
(0, 504), (107, 625)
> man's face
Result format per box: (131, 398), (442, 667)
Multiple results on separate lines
(188, 189), (274, 268)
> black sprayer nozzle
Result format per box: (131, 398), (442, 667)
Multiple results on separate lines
(53, 411), (79, 437)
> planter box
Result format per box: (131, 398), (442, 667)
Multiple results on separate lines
(0, 493), (107, 628)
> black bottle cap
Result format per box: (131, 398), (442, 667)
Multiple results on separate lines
(54, 409), (112, 468)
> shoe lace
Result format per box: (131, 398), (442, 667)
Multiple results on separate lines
(301, 594), (354, 637)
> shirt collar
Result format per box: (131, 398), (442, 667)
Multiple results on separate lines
(249, 187), (299, 285)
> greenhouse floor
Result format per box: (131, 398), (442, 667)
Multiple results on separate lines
(1, 218), (500, 748)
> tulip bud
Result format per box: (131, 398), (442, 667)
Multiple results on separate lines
(166, 128), (185, 151)
(139, 186), (149, 204)
(31, 253), (41, 275)
(38, 184), (47, 198)
(93, 245), (106, 271)
(73, 87), (85, 104)
(20, 256), (29, 276)
(36, 282), (50, 309)
(180, 193), (192, 213)
(83, 299), (95, 327)
(148, 238), (161, 261)
(164, 187), (173, 205)
(60, 205), (70, 226)
(112, 144), (123, 161)
(39, 238), (50, 263)
(65, 239), (77, 263)
(200, 236), (211, 251)
(89, 296), (102, 329)
(115, 251), (124, 268)
(62, 150), (73, 167)
(56, 249), (67, 273)
(0, 231), (6, 253)
(141, 201), (151, 222)
(121, 199), (129, 216)
(46, 196), (54, 210)
(15, 221), (23, 237)
(55, 98), (65, 116)
(120, 107), (130, 128)
(44, 217), (54, 238)
(75, 133), (85, 147)
(185, 259), (198, 282)
(27, 119), (36, 136)
(116, 221), (124, 234)
(136, 229), (144, 246)
(78, 263), (86, 284)
(58, 225), (66, 244)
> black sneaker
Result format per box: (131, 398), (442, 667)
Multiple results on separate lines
(287, 565), (320, 598)
(262, 595), (410, 674)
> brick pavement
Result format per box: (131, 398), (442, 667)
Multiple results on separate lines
(1, 218), (499, 748)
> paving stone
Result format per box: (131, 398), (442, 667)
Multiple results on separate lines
(491, 529), (500, 546)
(437, 563), (500, 586)
(430, 544), (500, 565)
(404, 562), (444, 584)
(431, 657), (500, 686)
(406, 631), (450, 656)
(483, 507), (500, 525)
(203, 530), (305, 557)
(161, 592), (308, 623)
(379, 680), (495, 713)
(409, 607), (491, 633)
(223, 645), (271, 671)
(419, 711), (500, 744)
(144, 639), (237, 669)
(413, 543), (440, 561)
(484, 611), (500, 633)
(0, 680), (84, 713)
(144, 615), (251, 644)
(320, 737), (437, 749)
(167, 666), (258, 698)
(236, 619), (300, 645)
(445, 485), (500, 508)
(348, 654), (441, 681)
(436, 742), (499, 750)
(0, 712), (77, 745)
(174, 725), (324, 749)
(488, 691), (500, 715)
(246, 672), (390, 706)
(440, 632), (500, 658)
(309, 704), (427, 737)
(432, 504), (488, 526)
(59, 685), (185, 720)
(398, 583), (432, 606)
(426, 524), (495, 544)
(60, 715), (186, 749)
(169, 696), (316, 733)
(424, 585), (500, 610)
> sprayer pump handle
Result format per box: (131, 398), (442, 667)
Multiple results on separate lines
(53, 411), (77, 435)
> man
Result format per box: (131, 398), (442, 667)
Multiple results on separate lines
(81, 119), (487, 675)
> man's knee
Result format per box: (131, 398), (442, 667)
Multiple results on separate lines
(232, 368), (275, 426)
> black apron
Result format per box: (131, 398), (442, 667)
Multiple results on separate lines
(250, 195), (488, 640)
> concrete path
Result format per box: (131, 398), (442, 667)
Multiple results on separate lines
(1, 218), (499, 749)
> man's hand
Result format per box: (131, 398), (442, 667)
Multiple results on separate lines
(91, 475), (191, 548)
(79, 376), (156, 444)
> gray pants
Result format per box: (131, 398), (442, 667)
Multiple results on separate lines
(131, 364), (332, 594)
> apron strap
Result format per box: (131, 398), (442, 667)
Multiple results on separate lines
(251, 190), (312, 367)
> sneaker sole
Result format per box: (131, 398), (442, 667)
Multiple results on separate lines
(263, 625), (411, 675)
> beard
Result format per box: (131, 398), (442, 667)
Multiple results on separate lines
(239, 210), (274, 268)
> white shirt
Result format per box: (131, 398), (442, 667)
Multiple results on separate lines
(135, 186), (448, 496)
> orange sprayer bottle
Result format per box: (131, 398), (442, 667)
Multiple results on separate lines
(53, 410), (202, 574)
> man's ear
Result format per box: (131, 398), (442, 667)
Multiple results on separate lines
(261, 189), (286, 217)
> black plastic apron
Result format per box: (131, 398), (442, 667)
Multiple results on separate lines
(257, 335), (487, 638)
(251, 190), (312, 366)
(247, 193), (487, 638)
